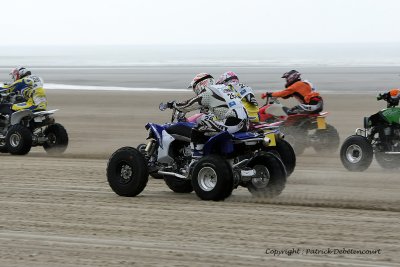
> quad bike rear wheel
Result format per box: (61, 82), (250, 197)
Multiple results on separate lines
(313, 124), (340, 154)
(263, 137), (296, 177)
(43, 123), (69, 155)
(192, 155), (233, 201)
(375, 151), (400, 169)
(246, 152), (287, 198)
(164, 176), (193, 193)
(281, 126), (307, 155)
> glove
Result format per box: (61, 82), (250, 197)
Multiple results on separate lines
(246, 94), (258, 106)
(261, 92), (272, 99)
(166, 101), (175, 109)
(377, 93), (387, 101)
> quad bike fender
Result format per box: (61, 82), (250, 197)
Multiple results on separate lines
(32, 109), (58, 117)
(157, 129), (175, 164)
(203, 131), (234, 156)
(10, 110), (33, 125)
(10, 109), (58, 126)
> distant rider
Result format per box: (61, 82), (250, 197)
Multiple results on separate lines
(261, 70), (323, 114)
(168, 73), (248, 157)
(216, 71), (260, 122)
(377, 88), (400, 107)
(0, 67), (47, 115)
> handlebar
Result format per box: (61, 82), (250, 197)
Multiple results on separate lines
(377, 92), (399, 107)
(265, 96), (279, 105)
(159, 102), (187, 123)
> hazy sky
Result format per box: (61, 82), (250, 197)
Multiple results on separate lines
(1, 0), (400, 45)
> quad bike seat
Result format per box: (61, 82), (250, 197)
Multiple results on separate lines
(165, 124), (192, 138)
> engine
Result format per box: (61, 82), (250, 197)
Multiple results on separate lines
(376, 126), (400, 152)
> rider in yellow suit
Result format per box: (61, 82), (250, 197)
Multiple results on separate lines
(216, 71), (260, 122)
(1, 67), (47, 113)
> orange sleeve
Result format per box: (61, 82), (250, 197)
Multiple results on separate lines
(271, 84), (297, 98)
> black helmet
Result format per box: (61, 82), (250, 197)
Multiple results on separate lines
(282, 70), (301, 87)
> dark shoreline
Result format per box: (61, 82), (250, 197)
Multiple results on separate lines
(1, 65), (399, 91)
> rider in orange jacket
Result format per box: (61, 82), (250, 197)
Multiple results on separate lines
(377, 88), (400, 106)
(261, 70), (323, 114)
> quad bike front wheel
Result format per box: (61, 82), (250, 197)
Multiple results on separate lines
(340, 135), (373, 172)
(6, 124), (32, 155)
(192, 155), (233, 201)
(107, 147), (149, 197)
(43, 123), (69, 155)
(246, 152), (287, 198)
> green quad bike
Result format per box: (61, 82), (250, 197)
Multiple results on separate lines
(340, 92), (400, 171)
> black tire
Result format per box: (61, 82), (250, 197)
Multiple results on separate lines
(375, 151), (400, 169)
(0, 140), (8, 153)
(6, 124), (32, 155)
(191, 155), (233, 201)
(164, 176), (193, 193)
(340, 135), (373, 172)
(313, 124), (340, 154)
(43, 123), (69, 155)
(264, 138), (296, 177)
(107, 147), (149, 197)
(246, 152), (287, 198)
(281, 126), (307, 155)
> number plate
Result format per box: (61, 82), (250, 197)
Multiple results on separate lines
(265, 133), (276, 146)
(241, 169), (256, 177)
(34, 116), (45, 122)
(317, 117), (327, 129)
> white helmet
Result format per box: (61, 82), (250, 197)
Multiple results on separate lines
(216, 71), (239, 86)
(10, 67), (31, 81)
(188, 73), (214, 95)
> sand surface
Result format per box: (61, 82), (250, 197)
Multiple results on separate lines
(0, 90), (399, 267)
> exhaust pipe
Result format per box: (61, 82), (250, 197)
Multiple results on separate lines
(385, 152), (400, 155)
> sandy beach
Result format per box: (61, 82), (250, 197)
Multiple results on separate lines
(0, 89), (399, 266)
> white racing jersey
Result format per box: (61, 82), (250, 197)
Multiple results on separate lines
(175, 84), (248, 121)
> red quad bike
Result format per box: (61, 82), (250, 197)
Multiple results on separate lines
(259, 96), (340, 155)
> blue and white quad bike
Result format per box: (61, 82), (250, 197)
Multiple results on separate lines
(107, 103), (287, 201)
